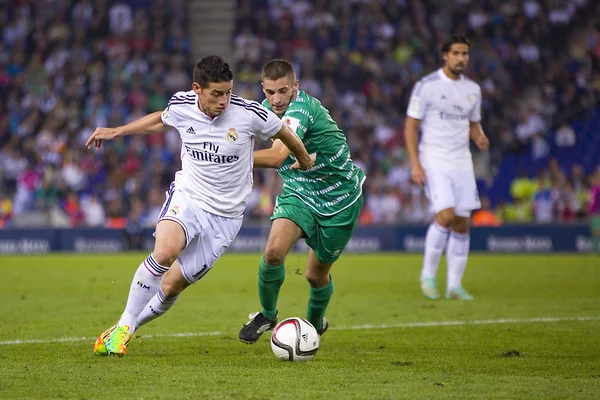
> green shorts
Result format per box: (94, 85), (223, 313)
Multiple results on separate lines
(271, 193), (364, 263)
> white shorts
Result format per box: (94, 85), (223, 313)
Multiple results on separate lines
(424, 168), (481, 217)
(157, 183), (243, 284)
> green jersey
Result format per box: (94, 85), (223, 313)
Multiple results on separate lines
(262, 90), (366, 216)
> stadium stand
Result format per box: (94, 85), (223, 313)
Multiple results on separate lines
(0, 0), (598, 228)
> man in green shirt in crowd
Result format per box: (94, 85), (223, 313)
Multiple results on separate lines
(239, 59), (366, 343)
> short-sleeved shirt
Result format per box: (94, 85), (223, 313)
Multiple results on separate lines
(162, 91), (282, 217)
(407, 69), (482, 170)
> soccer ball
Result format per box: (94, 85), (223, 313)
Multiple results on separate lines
(271, 317), (320, 361)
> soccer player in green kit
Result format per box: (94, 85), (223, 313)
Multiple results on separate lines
(239, 59), (366, 343)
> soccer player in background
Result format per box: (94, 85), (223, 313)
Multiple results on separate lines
(238, 59), (366, 343)
(86, 55), (314, 357)
(404, 35), (489, 300)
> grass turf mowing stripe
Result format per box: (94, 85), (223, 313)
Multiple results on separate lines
(1, 316), (598, 346)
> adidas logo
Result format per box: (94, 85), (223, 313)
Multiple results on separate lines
(301, 333), (308, 342)
(186, 126), (195, 134)
(441, 95), (447, 100)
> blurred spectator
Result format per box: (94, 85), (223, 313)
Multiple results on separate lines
(570, 165), (591, 219)
(64, 191), (85, 227)
(532, 173), (555, 223)
(0, 192), (12, 228)
(510, 170), (536, 203)
(61, 151), (86, 192)
(401, 187), (433, 225)
(472, 196), (502, 226)
(109, 2), (133, 36)
(13, 163), (40, 215)
(379, 186), (402, 224)
(82, 193), (106, 227)
(1, 143), (27, 192)
(144, 187), (164, 227)
(125, 197), (145, 250)
(35, 171), (59, 211)
(555, 123), (576, 148)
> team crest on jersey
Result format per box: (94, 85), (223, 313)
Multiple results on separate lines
(169, 206), (179, 215)
(162, 107), (169, 119)
(226, 128), (238, 142)
(283, 116), (301, 134)
(466, 94), (475, 103)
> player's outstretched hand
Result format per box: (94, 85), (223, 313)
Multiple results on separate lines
(411, 164), (426, 188)
(290, 153), (316, 171)
(86, 127), (120, 150)
(474, 133), (489, 151)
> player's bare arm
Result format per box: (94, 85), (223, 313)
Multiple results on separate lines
(253, 139), (316, 169)
(469, 122), (489, 151)
(253, 139), (290, 168)
(86, 111), (168, 149)
(404, 116), (426, 187)
(271, 122), (314, 170)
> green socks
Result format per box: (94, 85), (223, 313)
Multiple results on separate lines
(258, 257), (285, 319)
(258, 256), (334, 330)
(307, 277), (334, 331)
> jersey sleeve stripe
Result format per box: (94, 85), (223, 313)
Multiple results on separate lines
(169, 94), (195, 101)
(230, 96), (268, 115)
(170, 95), (196, 102)
(415, 76), (441, 96)
(230, 104), (268, 122)
(422, 71), (439, 80)
(172, 93), (196, 98)
(167, 100), (196, 106)
(169, 92), (195, 99)
(229, 100), (268, 121)
(229, 98), (268, 117)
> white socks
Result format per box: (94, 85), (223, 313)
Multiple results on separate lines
(446, 231), (470, 291)
(136, 288), (180, 329)
(421, 223), (471, 293)
(117, 254), (169, 329)
(421, 222), (449, 280)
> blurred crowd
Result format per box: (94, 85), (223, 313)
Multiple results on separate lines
(0, 0), (599, 229)
(234, 0), (600, 225)
(0, 0), (190, 229)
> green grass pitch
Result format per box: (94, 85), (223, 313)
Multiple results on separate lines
(0, 253), (599, 399)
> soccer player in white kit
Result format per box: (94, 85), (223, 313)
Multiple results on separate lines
(405, 35), (489, 300)
(86, 56), (314, 357)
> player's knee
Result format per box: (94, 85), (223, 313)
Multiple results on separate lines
(152, 245), (180, 267)
(435, 209), (455, 227)
(305, 270), (328, 288)
(264, 246), (287, 266)
(160, 277), (184, 298)
(452, 218), (470, 233)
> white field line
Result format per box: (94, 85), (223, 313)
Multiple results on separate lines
(1, 316), (598, 346)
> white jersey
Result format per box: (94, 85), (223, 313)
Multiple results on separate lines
(407, 68), (482, 170)
(161, 91), (282, 217)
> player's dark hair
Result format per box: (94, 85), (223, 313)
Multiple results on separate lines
(193, 55), (233, 88)
(441, 35), (471, 54)
(262, 59), (296, 82)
